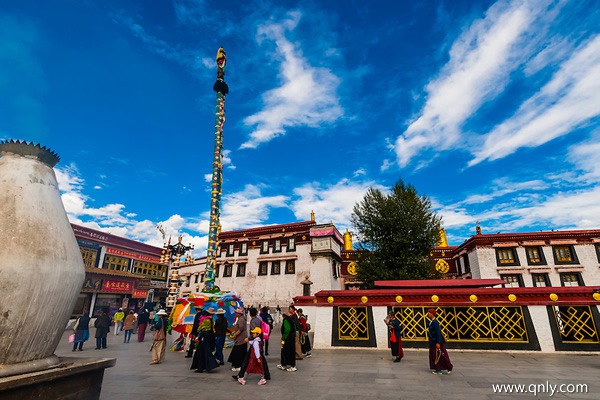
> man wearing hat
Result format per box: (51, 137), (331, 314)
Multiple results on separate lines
(427, 308), (453, 375)
(150, 309), (168, 365)
(227, 306), (247, 371)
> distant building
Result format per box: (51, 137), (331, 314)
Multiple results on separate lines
(452, 227), (600, 288)
(71, 224), (166, 316)
(177, 214), (345, 307)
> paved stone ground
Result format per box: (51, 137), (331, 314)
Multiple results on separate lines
(56, 328), (599, 399)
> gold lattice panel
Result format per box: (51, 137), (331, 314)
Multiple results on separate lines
(337, 307), (369, 341)
(553, 306), (599, 344)
(393, 306), (529, 343)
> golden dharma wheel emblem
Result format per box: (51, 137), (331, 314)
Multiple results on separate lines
(327, 296), (334, 303)
(312, 298), (318, 304)
(431, 295), (439, 302)
(395, 295), (403, 303)
(252, 241), (256, 245)
(361, 296), (368, 303)
(302, 235), (306, 240)
(550, 293), (559, 301)
(347, 261), (358, 276)
(508, 294), (517, 302)
(593, 293), (600, 301)
(435, 259), (450, 274)
(469, 294), (478, 303)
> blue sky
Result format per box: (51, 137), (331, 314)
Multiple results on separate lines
(2, 0), (599, 256)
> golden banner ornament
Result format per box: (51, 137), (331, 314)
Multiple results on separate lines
(431, 295), (439, 302)
(549, 293), (558, 301)
(327, 296), (334, 303)
(469, 294), (478, 303)
(361, 296), (368, 303)
(593, 293), (600, 301)
(395, 295), (403, 303)
(508, 294), (517, 302)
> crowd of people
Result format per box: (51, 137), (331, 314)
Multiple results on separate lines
(70, 303), (453, 383)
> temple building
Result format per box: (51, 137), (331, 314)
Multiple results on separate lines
(177, 213), (346, 307)
(451, 226), (600, 288)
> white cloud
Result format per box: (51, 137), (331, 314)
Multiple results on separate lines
(470, 35), (600, 165)
(460, 178), (549, 205)
(291, 179), (388, 232)
(241, 12), (343, 149)
(380, 159), (392, 172)
(219, 184), (289, 231)
(223, 149), (236, 170)
(353, 168), (366, 177)
(394, 0), (546, 167)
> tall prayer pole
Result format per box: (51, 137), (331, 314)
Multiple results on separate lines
(203, 47), (228, 292)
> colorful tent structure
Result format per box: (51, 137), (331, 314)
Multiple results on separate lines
(168, 291), (244, 351)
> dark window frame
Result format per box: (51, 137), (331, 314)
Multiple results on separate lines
(500, 274), (524, 288)
(525, 246), (546, 265)
(273, 239), (282, 253)
(214, 265), (220, 278)
(239, 242), (248, 256)
(495, 247), (520, 266)
(226, 243), (235, 257)
(552, 245), (579, 265)
(236, 263), (246, 277)
(285, 259), (295, 274)
(223, 263), (233, 277)
(258, 261), (268, 276)
(595, 244), (600, 263)
(260, 240), (270, 255)
(559, 272), (584, 287)
(271, 260), (281, 275)
(531, 273), (551, 287)
(287, 237), (296, 252)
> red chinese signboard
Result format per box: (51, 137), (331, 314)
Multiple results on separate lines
(106, 247), (161, 263)
(132, 289), (148, 299)
(102, 279), (132, 293)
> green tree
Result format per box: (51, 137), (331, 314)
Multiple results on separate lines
(351, 179), (442, 288)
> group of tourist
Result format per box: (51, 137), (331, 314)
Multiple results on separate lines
(72, 303), (453, 378)
(70, 307), (153, 351)
(385, 308), (453, 375)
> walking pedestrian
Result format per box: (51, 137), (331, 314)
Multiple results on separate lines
(94, 311), (110, 349)
(277, 310), (296, 372)
(235, 327), (268, 385)
(123, 310), (136, 343)
(72, 312), (90, 351)
(214, 308), (228, 365)
(234, 308), (271, 381)
(137, 308), (150, 342)
(288, 305), (303, 360)
(112, 308), (124, 336)
(259, 306), (273, 355)
(386, 311), (403, 362)
(297, 309), (312, 357)
(186, 307), (203, 358)
(427, 308), (453, 375)
(150, 309), (168, 365)
(191, 308), (219, 373)
(227, 307), (247, 372)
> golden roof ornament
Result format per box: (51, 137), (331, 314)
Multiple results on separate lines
(343, 229), (353, 251)
(437, 228), (448, 247)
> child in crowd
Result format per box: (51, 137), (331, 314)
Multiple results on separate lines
(237, 327), (267, 385)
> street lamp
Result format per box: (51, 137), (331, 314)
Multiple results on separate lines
(160, 235), (194, 311)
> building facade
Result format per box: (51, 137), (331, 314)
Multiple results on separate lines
(177, 219), (345, 307)
(452, 229), (600, 288)
(71, 224), (167, 317)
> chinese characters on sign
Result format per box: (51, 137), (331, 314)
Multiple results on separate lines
(106, 247), (161, 263)
(102, 279), (133, 293)
(132, 289), (148, 299)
